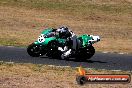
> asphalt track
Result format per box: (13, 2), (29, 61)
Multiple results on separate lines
(0, 46), (132, 71)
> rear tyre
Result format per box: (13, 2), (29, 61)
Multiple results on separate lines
(27, 43), (42, 57)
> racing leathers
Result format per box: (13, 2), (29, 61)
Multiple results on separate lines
(55, 27), (78, 59)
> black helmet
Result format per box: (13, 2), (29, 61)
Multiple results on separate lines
(59, 26), (68, 31)
(56, 26), (68, 38)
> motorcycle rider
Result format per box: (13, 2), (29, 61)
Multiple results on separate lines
(53, 26), (78, 59)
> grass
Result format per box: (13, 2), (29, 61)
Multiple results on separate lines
(0, 0), (131, 13)
(0, 0), (132, 53)
(0, 61), (131, 88)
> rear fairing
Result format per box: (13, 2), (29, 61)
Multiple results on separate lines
(34, 37), (56, 45)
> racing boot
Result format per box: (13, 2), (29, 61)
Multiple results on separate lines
(58, 46), (68, 52)
(61, 49), (72, 59)
(58, 47), (64, 52)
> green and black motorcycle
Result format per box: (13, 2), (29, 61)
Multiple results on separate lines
(27, 28), (100, 60)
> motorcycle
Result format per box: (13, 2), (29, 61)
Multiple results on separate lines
(27, 28), (100, 60)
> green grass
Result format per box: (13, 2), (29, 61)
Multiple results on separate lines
(0, 38), (18, 46)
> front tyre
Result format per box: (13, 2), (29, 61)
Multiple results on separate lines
(76, 45), (95, 60)
(27, 43), (42, 57)
(85, 45), (95, 59)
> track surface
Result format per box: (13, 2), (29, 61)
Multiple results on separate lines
(0, 46), (132, 71)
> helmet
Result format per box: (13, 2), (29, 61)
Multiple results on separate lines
(59, 26), (68, 31)
(57, 26), (69, 38)
(56, 26), (68, 33)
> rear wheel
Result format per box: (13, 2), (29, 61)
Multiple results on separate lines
(27, 43), (43, 57)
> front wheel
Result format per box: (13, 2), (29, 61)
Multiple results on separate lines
(76, 45), (95, 60)
(27, 43), (43, 57)
(85, 45), (95, 59)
